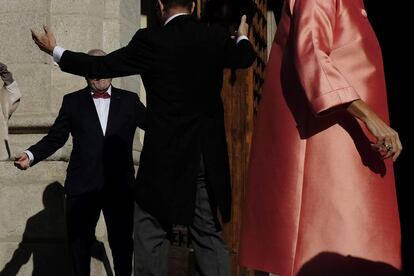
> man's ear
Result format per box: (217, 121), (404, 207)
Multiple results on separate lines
(158, 0), (165, 13)
(190, 2), (195, 14)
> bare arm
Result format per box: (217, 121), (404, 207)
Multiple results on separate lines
(347, 99), (402, 161)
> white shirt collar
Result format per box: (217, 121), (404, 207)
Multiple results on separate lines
(164, 13), (189, 26)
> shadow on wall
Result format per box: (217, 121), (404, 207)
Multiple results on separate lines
(297, 252), (401, 276)
(0, 182), (113, 276)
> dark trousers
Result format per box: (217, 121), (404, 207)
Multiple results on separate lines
(134, 158), (231, 276)
(66, 184), (134, 276)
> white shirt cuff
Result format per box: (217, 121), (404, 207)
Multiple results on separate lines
(5, 81), (17, 92)
(237, 35), (249, 44)
(53, 46), (66, 63)
(24, 150), (34, 165)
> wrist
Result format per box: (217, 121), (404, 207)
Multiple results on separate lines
(347, 99), (370, 121)
(50, 44), (57, 55)
(23, 150), (34, 165)
(236, 35), (249, 44)
(53, 46), (66, 62)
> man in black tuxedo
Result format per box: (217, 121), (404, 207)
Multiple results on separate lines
(31, 0), (256, 274)
(14, 49), (146, 276)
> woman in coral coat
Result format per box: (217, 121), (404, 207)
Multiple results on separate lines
(239, 0), (402, 275)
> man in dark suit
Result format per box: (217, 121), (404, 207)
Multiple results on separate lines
(31, 0), (256, 274)
(14, 49), (146, 276)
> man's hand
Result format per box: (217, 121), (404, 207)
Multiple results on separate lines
(237, 15), (249, 38)
(0, 62), (14, 86)
(14, 153), (31, 170)
(31, 26), (56, 56)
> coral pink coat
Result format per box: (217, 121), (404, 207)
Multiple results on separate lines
(239, 0), (401, 275)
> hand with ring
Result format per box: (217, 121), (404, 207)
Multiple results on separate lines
(347, 99), (403, 162)
(384, 143), (393, 152)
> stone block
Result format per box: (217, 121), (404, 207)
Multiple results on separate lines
(9, 113), (61, 131)
(0, 160), (67, 186)
(119, 75), (141, 95)
(51, 14), (103, 52)
(103, 20), (121, 51)
(6, 64), (52, 115)
(0, 0), (49, 13)
(50, 67), (87, 114)
(4, 133), (72, 161)
(118, 20), (140, 48)
(50, 0), (104, 17)
(104, 0), (121, 19)
(0, 13), (49, 65)
(120, 0), (140, 28)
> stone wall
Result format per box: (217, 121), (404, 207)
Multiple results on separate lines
(0, 0), (142, 274)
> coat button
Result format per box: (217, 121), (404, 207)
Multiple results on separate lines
(361, 9), (368, 17)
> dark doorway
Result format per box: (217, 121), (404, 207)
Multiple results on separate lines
(364, 2), (414, 275)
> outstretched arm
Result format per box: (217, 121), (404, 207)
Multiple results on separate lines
(15, 96), (71, 170)
(31, 26), (152, 79)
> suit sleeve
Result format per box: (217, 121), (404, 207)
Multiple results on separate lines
(27, 96), (71, 166)
(59, 29), (153, 79)
(134, 93), (147, 130)
(292, 0), (360, 114)
(222, 31), (257, 69)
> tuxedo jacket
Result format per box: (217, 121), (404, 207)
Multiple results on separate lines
(58, 15), (256, 224)
(28, 87), (146, 195)
(0, 82), (21, 160)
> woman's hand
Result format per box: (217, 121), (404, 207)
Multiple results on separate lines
(347, 99), (402, 161)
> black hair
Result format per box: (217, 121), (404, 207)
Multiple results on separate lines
(159, 0), (193, 10)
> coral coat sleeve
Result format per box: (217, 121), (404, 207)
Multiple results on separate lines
(291, 0), (360, 114)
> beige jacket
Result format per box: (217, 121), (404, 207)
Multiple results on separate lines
(0, 81), (21, 160)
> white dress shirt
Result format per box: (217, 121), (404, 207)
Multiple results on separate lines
(92, 86), (112, 135)
(25, 86), (112, 164)
(164, 13), (189, 25)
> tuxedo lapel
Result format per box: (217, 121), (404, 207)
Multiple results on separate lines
(81, 88), (104, 137)
(106, 88), (122, 136)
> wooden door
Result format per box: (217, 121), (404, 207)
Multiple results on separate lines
(196, 0), (269, 274)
